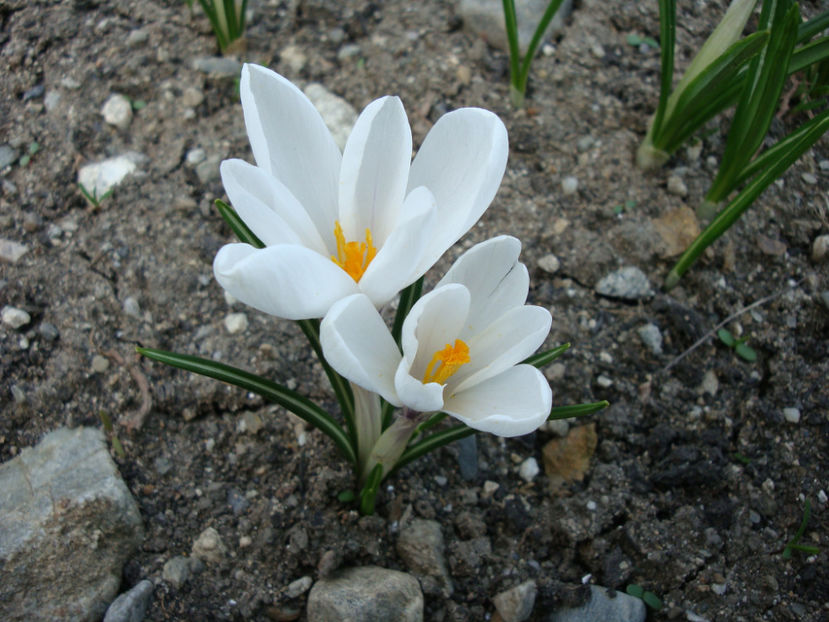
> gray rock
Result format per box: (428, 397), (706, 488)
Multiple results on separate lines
(44, 91), (62, 112)
(538, 253), (560, 274)
(192, 527), (228, 564)
(126, 28), (149, 47)
(103, 580), (153, 622)
(457, 433), (478, 480)
(397, 519), (453, 596)
(0, 427), (143, 622)
(561, 176), (578, 195)
(224, 312), (248, 334)
(595, 267), (654, 300)
(77, 152), (146, 197)
(38, 322), (60, 341)
(782, 407), (801, 424)
(181, 87), (205, 108)
(0, 144), (18, 169)
(186, 148), (206, 166)
(123, 296), (142, 319)
(192, 56), (242, 78)
(666, 174), (688, 197)
(102, 94), (133, 130)
(547, 585), (646, 622)
(811, 234), (829, 263)
(307, 566), (423, 622)
(284, 575), (313, 599)
(637, 323), (663, 355)
(195, 154), (222, 184)
(2, 305), (31, 329)
(162, 556), (196, 589)
(303, 83), (358, 151)
(458, 0), (573, 54)
(493, 579), (537, 622)
(280, 44), (307, 74)
(519, 457), (540, 482)
(0, 238), (29, 263)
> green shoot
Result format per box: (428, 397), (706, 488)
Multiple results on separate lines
(626, 584), (664, 610)
(502, 0), (568, 107)
(79, 183), (114, 208)
(99, 411), (126, 459)
(782, 499), (820, 558)
(191, 0), (248, 53)
(18, 141), (40, 167)
(716, 328), (757, 362)
(627, 33), (660, 49)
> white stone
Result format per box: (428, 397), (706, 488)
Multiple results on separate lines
(77, 152), (145, 197)
(811, 234), (829, 263)
(519, 457), (540, 482)
(224, 312), (248, 334)
(783, 407), (801, 424)
(280, 44), (307, 73)
(701, 370), (719, 396)
(538, 254), (560, 274)
(92, 355), (110, 373)
(561, 176), (579, 195)
(192, 527), (228, 564)
(101, 94), (133, 130)
(482, 480), (500, 497)
(801, 172), (817, 185)
(186, 148), (206, 166)
(667, 174), (688, 197)
(304, 84), (358, 151)
(2, 306), (30, 329)
(596, 374), (613, 388)
(0, 239), (29, 263)
(637, 323), (663, 355)
(285, 575), (313, 599)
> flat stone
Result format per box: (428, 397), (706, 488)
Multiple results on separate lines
(397, 519), (452, 596)
(458, 0), (572, 54)
(284, 575), (313, 599)
(801, 172), (817, 185)
(101, 94), (133, 130)
(2, 306), (31, 329)
(125, 28), (149, 47)
(493, 579), (537, 622)
(0, 427), (143, 622)
(0, 238), (29, 263)
(77, 152), (146, 197)
(595, 266), (654, 300)
(304, 84), (358, 151)
(547, 585), (646, 622)
(637, 323), (663, 355)
(162, 556), (197, 589)
(192, 527), (228, 564)
(103, 580), (153, 622)
(192, 56), (242, 78)
(0, 144), (17, 169)
(307, 566), (423, 622)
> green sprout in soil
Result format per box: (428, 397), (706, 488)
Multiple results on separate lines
(18, 141), (40, 167)
(502, 0), (568, 107)
(716, 328), (757, 362)
(79, 183), (113, 208)
(613, 199), (637, 216)
(189, 0), (248, 54)
(626, 584), (664, 611)
(99, 411), (126, 459)
(782, 499), (820, 558)
(626, 33), (660, 49)
(732, 452), (752, 465)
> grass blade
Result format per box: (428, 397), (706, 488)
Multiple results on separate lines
(651, 0), (676, 137)
(521, 343), (571, 368)
(137, 346), (357, 464)
(215, 199), (264, 248)
(549, 400), (609, 420)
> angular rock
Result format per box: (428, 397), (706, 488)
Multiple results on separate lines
(595, 266), (654, 300)
(396, 519), (453, 596)
(637, 323), (663, 355)
(812, 234), (829, 263)
(307, 566), (423, 622)
(103, 580), (153, 622)
(192, 527), (228, 564)
(0, 427), (143, 622)
(101, 94), (133, 130)
(652, 207), (699, 258)
(303, 83), (358, 150)
(2, 305), (31, 329)
(493, 579), (537, 622)
(0, 238), (29, 264)
(547, 585), (646, 622)
(0, 144), (18, 169)
(458, 0), (573, 54)
(77, 152), (146, 198)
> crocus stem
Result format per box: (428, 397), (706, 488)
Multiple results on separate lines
(361, 408), (422, 483)
(352, 384), (382, 469)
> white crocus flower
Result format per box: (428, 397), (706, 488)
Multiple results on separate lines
(320, 236), (553, 441)
(213, 63), (509, 320)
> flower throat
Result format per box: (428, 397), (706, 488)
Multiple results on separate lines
(423, 339), (470, 385)
(332, 221), (376, 282)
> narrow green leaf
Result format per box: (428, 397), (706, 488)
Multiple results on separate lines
(516, 0), (568, 99)
(626, 584), (645, 598)
(394, 424), (476, 473)
(651, 0), (676, 137)
(137, 346), (357, 464)
(717, 328), (736, 346)
(215, 199), (264, 248)
(549, 400), (609, 420)
(789, 36), (829, 75)
(502, 0), (521, 98)
(735, 343), (757, 361)
(359, 463), (383, 515)
(337, 490), (355, 503)
(521, 343), (571, 368)
(392, 277), (423, 346)
(796, 10), (829, 45)
(643, 591), (664, 610)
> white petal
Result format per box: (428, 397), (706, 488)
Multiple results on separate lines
(437, 236), (529, 336)
(319, 294), (402, 406)
(394, 364), (446, 413)
(451, 305), (552, 393)
(358, 186), (437, 308)
(221, 159), (327, 254)
(338, 96), (412, 246)
(240, 64), (341, 249)
(213, 243), (357, 320)
(407, 108), (509, 274)
(444, 365), (552, 437)
(400, 284), (470, 380)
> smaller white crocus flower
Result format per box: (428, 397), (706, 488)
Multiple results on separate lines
(320, 236), (553, 441)
(213, 63), (509, 320)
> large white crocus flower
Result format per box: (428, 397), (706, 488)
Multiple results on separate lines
(213, 63), (509, 320)
(320, 236), (553, 438)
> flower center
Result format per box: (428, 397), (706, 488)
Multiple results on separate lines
(331, 221), (377, 282)
(422, 339), (470, 385)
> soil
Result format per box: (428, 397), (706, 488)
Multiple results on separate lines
(1, 0), (827, 620)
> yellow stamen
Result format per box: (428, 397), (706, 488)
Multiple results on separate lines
(422, 339), (471, 385)
(331, 221), (377, 282)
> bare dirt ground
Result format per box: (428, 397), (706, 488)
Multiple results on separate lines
(1, 0), (827, 620)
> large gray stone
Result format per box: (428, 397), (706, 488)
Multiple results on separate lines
(396, 519), (453, 596)
(458, 0), (573, 54)
(0, 427), (144, 622)
(548, 585), (646, 622)
(103, 580), (153, 622)
(307, 566), (423, 622)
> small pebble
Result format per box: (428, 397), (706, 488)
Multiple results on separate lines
(586, 500), (597, 511)
(92, 354), (110, 373)
(782, 407), (801, 424)
(224, 312), (248, 334)
(192, 527), (228, 564)
(801, 172), (817, 185)
(0, 239), (29, 264)
(518, 457), (539, 482)
(38, 322), (59, 341)
(2, 306), (31, 329)
(537, 254), (560, 274)
(126, 28), (149, 47)
(542, 418), (569, 437)
(186, 148), (206, 166)
(811, 234), (829, 263)
(818, 490), (827, 504)
(596, 375), (613, 388)
(637, 323), (663, 355)
(181, 87), (205, 108)
(103, 579), (153, 622)
(284, 576), (313, 599)
(701, 370), (719, 396)
(101, 94), (133, 130)
(123, 296), (141, 318)
(819, 160), (829, 171)
(482, 481), (500, 497)
(434, 475), (447, 486)
(667, 174), (688, 197)
(561, 176), (579, 195)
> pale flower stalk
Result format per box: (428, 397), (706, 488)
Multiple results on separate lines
(321, 236), (553, 478)
(213, 63), (509, 320)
